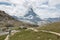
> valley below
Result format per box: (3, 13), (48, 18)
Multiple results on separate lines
(0, 22), (60, 40)
(0, 10), (60, 40)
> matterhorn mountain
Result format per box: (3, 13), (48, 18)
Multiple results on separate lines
(24, 8), (42, 23)
(16, 7), (42, 24)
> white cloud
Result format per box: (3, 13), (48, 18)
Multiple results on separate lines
(34, 8), (60, 19)
(32, 0), (60, 18)
(9, 0), (25, 5)
(49, 0), (60, 7)
(0, 5), (16, 15)
(0, 0), (60, 19)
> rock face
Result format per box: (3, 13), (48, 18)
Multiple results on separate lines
(0, 11), (14, 21)
(0, 10), (21, 27)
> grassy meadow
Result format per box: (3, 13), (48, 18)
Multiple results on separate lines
(0, 35), (7, 40)
(0, 22), (60, 40)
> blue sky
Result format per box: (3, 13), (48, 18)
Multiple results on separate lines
(0, 0), (60, 19)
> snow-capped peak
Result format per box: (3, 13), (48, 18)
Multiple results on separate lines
(18, 7), (42, 24)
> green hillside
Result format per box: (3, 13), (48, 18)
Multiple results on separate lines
(10, 30), (60, 40)
(38, 22), (60, 33)
(0, 35), (7, 40)
(9, 22), (60, 40)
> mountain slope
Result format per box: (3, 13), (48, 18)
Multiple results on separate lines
(0, 10), (23, 27)
(0, 10), (39, 27)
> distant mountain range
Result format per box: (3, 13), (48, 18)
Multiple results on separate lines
(44, 17), (60, 22)
(0, 10), (60, 27)
(13, 7), (60, 25)
(0, 1), (60, 25)
(13, 7), (42, 24)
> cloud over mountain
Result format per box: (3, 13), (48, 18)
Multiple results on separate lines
(0, 0), (60, 19)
